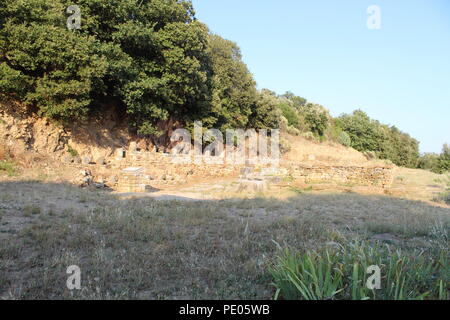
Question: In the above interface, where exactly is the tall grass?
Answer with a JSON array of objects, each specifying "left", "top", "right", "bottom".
[{"left": 270, "top": 240, "right": 449, "bottom": 300}]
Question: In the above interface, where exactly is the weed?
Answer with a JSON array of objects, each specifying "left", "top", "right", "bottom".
[
  {"left": 0, "top": 161, "right": 15, "bottom": 176},
  {"left": 67, "top": 145, "right": 78, "bottom": 157},
  {"left": 23, "top": 205, "right": 41, "bottom": 216}
]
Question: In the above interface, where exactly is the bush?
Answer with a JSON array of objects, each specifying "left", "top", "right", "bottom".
[
  {"left": 270, "top": 240, "right": 449, "bottom": 300},
  {"left": 337, "top": 110, "right": 419, "bottom": 167},
  {"left": 418, "top": 145, "right": 450, "bottom": 174},
  {"left": 299, "top": 103, "right": 330, "bottom": 137},
  {"left": 286, "top": 125, "right": 301, "bottom": 136},
  {"left": 363, "top": 151, "right": 378, "bottom": 160},
  {"left": 279, "top": 138, "right": 291, "bottom": 154},
  {"left": 338, "top": 131, "right": 351, "bottom": 147},
  {"left": 302, "top": 131, "right": 315, "bottom": 141},
  {"left": 418, "top": 153, "right": 441, "bottom": 172},
  {"left": 67, "top": 145, "right": 78, "bottom": 157},
  {"left": 278, "top": 103, "right": 300, "bottom": 128}
]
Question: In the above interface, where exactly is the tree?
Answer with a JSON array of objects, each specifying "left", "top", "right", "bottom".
[
  {"left": 278, "top": 103, "right": 300, "bottom": 128},
  {"left": 436, "top": 144, "right": 450, "bottom": 173},
  {"left": 248, "top": 90, "right": 281, "bottom": 130},
  {"left": 300, "top": 103, "right": 330, "bottom": 137},
  {"left": 0, "top": 0, "right": 213, "bottom": 135},
  {"left": 337, "top": 110, "right": 419, "bottom": 167},
  {"left": 207, "top": 34, "right": 257, "bottom": 131},
  {"left": 280, "top": 91, "right": 307, "bottom": 109}
]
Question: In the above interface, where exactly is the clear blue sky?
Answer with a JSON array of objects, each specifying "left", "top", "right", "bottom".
[{"left": 192, "top": 0, "right": 450, "bottom": 153}]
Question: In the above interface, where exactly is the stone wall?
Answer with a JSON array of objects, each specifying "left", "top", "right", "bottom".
[
  {"left": 69, "top": 145, "right": 396, "bottom": 192},
  {"left": 288, "top": 163, "right": 396, "bottom": 187},
  {"left": 111, "top": 149, "right": 260, "bottom": 190},
  {"left": 103, "top": 146, "right": 394, "bottom": 192}
]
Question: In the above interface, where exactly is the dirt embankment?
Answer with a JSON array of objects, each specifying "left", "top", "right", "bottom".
[
  {"left": 1, "top": 99, "right": 378, "bottom": 166},
  {"left": 0, "top": 100, "right": 133, "bottom": 162}
]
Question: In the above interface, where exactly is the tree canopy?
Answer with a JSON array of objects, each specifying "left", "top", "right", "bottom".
[{"left": 0, "top": 0, "right": 276, "bottom": 136}]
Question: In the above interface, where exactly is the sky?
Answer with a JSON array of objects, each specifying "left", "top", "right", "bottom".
[{"left": 192, "top": 0, "right": 450, "bottom": 153}]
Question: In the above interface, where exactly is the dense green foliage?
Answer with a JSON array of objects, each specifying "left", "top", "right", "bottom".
[
  {"left": 336, "top": 110, "right": 420, "bottom": 167},
  {"left": 419, "top": 144, "right": 450, "bottom": 174},
  {"left": 278, "top": 103, "right": 300, "bottom": 128},
  {"left": 437, "top": 144, "right": 450, "bottom": 173},
  {"left": 0, "top": 0, "right": 276, "bottom": 135},
  {"left": 299, "top": 103, "right": 330, "bottom": 137}
]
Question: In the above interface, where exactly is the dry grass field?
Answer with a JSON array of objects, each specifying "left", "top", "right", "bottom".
[{"left": 0, "top": 162, "right": 448, "bottom": 299}]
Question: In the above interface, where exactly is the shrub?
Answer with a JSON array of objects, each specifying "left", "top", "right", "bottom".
[
  {"left": 279, "top": 138, "right": 291, "bottom": 154},
  {"left": 418, "top": 153, "right": 441, "bottom": 172},
  {"left": 302, "top": 131, "right": 315, "bottom": 141},
  {"left": 364, "top": 151, "right": 377, "bottom": 160},
  {"left": 286, "top": 125, "right": 301, "bottom": 136},
  {"left": 67, "top": 145, "right": 78, "bottom": 157},
  {"left": 299, "top": 103, "right": 330, "bottom": 137},
  {"left": 23, "top": 205, "right": 42, "bottom": 216},
  {"left": 336, "top": 111, "right": 419, "bottom": 167},
  {"left": 278, "top": 103, "right": 300, "bottom": 128},
  {"left": 418, "top": 145, "right": 450, "bottom": 174},
  {"left": 338, "top": 131, "right": 351, "bottom": 147}
]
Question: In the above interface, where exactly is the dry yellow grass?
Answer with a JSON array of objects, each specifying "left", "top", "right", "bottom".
[
  {"left": 283, "top": 134, "right": 370, "bottom": 166},
  {"left": 388, "top": 167, "right": 449, "bottom": 205}
]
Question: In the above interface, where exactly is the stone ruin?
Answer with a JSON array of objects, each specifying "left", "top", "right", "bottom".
[{"left": 69, "top": 141, "right": 396, "bottom": 193}]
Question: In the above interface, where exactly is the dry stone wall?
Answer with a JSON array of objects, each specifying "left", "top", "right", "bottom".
[
  {"left": 288, "top": 163, "right": 395, "bottom": 187},
  {"left": 104, "top": 146, "right": 396, "bottom": 192}
]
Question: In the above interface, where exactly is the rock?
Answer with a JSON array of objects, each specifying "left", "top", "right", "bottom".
[
  {"left": 108, "top": 175, "right": 118, "bottom": 184},
  {"left": 74, "top": 169, "right": 93, "bottom": 187},
  {"left": 96, "top": 157, "right": 106, "bottom": 165},
  {"left": 62, "top": 155, "right": 74, "bottom": 163},
  {"left": 162, "top": 174, "right": 174, "bottom": 181},
  {"left": 237, "top": 179, "right": 268, "bottom": 192},
  {"left": 116, "top": 148, "right": 125, "bottom": 159},
  {"left": 240, "top": 167, "right": 253, "bottom": 178},
  {"left": 81, "top": 155, "right": 92, "bottom": 165},
  {"left": 129, "top": 141, "right": 138, "bottom": 153},
  {"left": 137, "top": 139, "right": 148, "bottom": 151}
]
